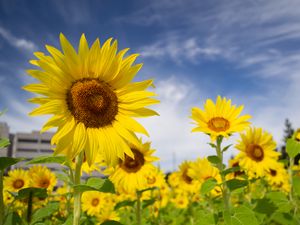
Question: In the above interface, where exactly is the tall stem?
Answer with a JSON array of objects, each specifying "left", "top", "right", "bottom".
[
  {"left": 288, "top": 157, "right": 298, "bottom": 217},
  {"left": 136, "top": 191, "right": 142, "bottom": 225},
  {"left": 0, "top": 170, "right": 4, "bottom": 225},
  {"left": 215, "top": 137, "right": 230, "bottom": 220},
  {"left": 26, "top": 190, "right": 33, "bottom": 223},
  {"left": 73, "top": 151, "right": 84, "bottom": 225}
]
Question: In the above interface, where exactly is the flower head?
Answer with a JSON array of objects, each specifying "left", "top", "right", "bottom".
[
  {"left": 24, "top": 34, "right": 159, "bottom": 166},
  {"left": 236, "top": 127, "right": 280, "bottom": 177},
  {"left": 191, "top": 96, "right": 251, "bottom": 140}
]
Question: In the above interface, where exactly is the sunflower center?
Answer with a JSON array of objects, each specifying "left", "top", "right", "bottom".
[
  {"left": 147, "top": 176, "right": 156, "bottom": 185},
  {"left": 270, "top": 169, "right": 277, "bottom": 176},
  {"left": 39, "top": 179, "right": 50, "bottom": 188},
  {"left": 13, "top": 179, "right": 24, "bottom": 189},
  {"left": 91, "top": 198, "right": 100, "bottom": 207},
  {"left": 66, "top": 78, "right": 118, "bottom": 128},
  {"left": 120, "top": 149, "right": 145, "bottom": 173},
  {"left": 247, "top": 144, "right": 264, "bottom": 162},
  {"left": 208, "top": 117, "right": 230, "bottom": 132},
  {"left": 182, "top": 170, "right": 193, "bottom": 184}
]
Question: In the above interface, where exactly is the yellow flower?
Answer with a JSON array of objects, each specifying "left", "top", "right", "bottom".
[
  {"left": 24, "top": 33, "right": 159, "bottom": 166},
  {"left": 4, "top": 169, "right": 30, "bottom": 192},
  {"left": 236, "top": 127, "right": 280, "bottom": 177},
  {"left": 188, "top": 158, "right": 222, "bottom": 196},
  {"left": 168, "top": 161, "right": 200, "bottom": 194},
  {"left": 81, "top": 153, "right": 106, "bottom": 175},
  {"left": 265, "top": 162, "right": 290, "bottom": 193},
  {"left": 109, "top": 140, "right": 158, "bottom": 194},
  {"left": 29, "top": 165, "right": 57, "bottom": 192},
  {"left": 171, "top": 191, "right": 189, "bottom": 209},
  {"left": 96, "top": 209, "right": 120, "bottom": 225},
  {"left": 226, "top": 155, "right": 245, "bottom": 180},
  {"left": 81, "top": 191, "right": 107, "bottom": 216},
  {"left": 3, "top": 190, "right": 13, "bottom": 205},
  {"left": 293, "top": 128, "right": 300, "bottom": 141},
  {"left": 191, "top": 96, "right": 251, "bottom": 140}
]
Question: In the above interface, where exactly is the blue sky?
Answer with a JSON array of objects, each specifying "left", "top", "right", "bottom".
[{"left": 1, "top": 0, "right": 300, "bottom": 171}]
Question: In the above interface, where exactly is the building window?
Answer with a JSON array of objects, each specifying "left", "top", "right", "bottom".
[{"left": 18, "top": 139, "right": 38, "bottom": 143}]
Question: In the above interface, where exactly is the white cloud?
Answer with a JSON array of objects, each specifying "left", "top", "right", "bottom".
[
  {"left": 139, "top": 37, "right": 222, "bottom": 64},
  {"left": 0, "top": 26, "right": 37, "bottom": 53}
]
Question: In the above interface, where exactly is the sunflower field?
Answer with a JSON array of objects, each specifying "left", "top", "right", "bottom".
[{"left": 1, "top": 34, "right": 300, "bottom": 225}]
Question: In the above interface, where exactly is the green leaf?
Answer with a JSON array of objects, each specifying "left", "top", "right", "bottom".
[
  {"left": 196, "top": 210, "right": 215, "bottom": 225},
  {"left": 137, "top": 187, "right": 157, "bottom": 194},
  {"left": 101, "top": 221, "right": 123, "bottom": 225},
  {"left": 26, "top": 155, "right": 67, "bottom": 165},
  {"left": 267, "top": 191, "right": 292, "bottom": 213},
  {"left": 226, "top": 179, "right": 248, "bottom": 191},
  {"left": 97, "top": 178, "right": 115, "bottom": 193},
  {"left": 62, "top": 215, "right": 73, "bottom": 225},
  {"left": 142, "top": 198, "right": 155, "bottom": 209},
  {"left": 73, "top": 178, "right": 115, "bottom": 193},
  {"left": 222, "top": 144, "right": 232, "bottom": 152},
  {"left": 4, "top": 212, "right": 22, "bottom": 225},
  {"left": 55, "top": 172, "right": 71, "bottom": 184},
  {"left": 293, "top": 176, "right": 300, "bottom": 196},
  {"left": 0, "top": 138, "right": 10, "bottom": 148},
  {"left": 271, "top": 212, "right": 298, "bottom": 225},
  {"left": 286, "top": 138, "right": 300, "bottom": 158},
  {"left": 201, "top": 178, "right": 217, "bottom": 195},
  {"left": 222, "top": 167, "right": 241, "bottom": 176},
  {"left": 0, "top": 157, "right": 25, "bottom": 170},
  {"left": 31, "top": 202, "right": 60, "bottom": 224},
  {"left": 253, "top": 198, "right": 277, "bottom": 215},
  {"left": 208, "top": 143, "right": 217, "bottom": 149},
  {"left": 16, "top": 187, "right": 48, "bottom": 200},
  {"left": 231, "top": 206, "right": 259, "bottom": 225},
  {"left": 114, "top": 200, "right": 136, "bottom": 210},
  {"left": 207, "top": 155, "right": 221, "bottom": 164}
]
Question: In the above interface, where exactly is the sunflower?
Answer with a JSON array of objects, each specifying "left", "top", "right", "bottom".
[
  {"left": 96, "top": 209, "right": 120, "bottom": 225},
  {"left": 191, "top": 96, "right": 251, "bottom": 140},
  {"left": 24, "top": 33, "right": 159, "bottom": 166},
  {"left": 293, "top": 128, "right": 300, "bottom": 141},
  {"left": 81, "top": 191, "right": 112, "bottom": 216},
  {"left": 227, "top": 155, "right": 245, "bottom": 180},
  {"left": 168, "top": 161, "right": 200, "bottom": 194},
  {"left": 235, "top": 127, "right": 280, "bottom": 177},
  {"left": 4, "top": 169, "right": 30, "bottom": 192},
  {"left": 171, "top": 190, "right": 189, "bottom": 209},
  {"left": 29, "top": 165, "right": 57, "bottom": 192},
  {"left": 109, "top": 139, "right": 158, "bottom": 194},
  {"left": 188, "top": 158, "right": 222, "bottom": 196},
  {"left": 265, "top": 162, "right": 290, "bottom": 193}
]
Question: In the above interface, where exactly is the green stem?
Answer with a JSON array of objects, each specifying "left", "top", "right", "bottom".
[
  {"left": 0, "top": 170, "right": 4, "bottom": 225},
  {"left": 215, "top": 137, "right": 230, "bottom": 221},
  {"left": 73, "top": 151, "right": 84, "bottom": 225},
  {"left": 288, "top": 157, "right": 299, "bottom": 218},
  {"left": 136, "top": 191, "right": 142, "bottom": 225},
  {"left": 27, "top": 190, "right": 33, "bottom": 223}
]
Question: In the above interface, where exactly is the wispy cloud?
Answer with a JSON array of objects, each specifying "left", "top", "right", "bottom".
[
  {"left": 140, "top": 37, "right": 223, "bottom": 64},
  {"left": 51, "top": 0, "right": 91, "bottom": 24},
  {"left": 0, "top": 26, "right": 37, "bottom": 53}
]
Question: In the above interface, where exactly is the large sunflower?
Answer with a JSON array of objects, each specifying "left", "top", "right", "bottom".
[
  {"left": 191, "top": 96, "right": 251, "bottom": 140},
  {"left": 108, "top": 139, "right": 158, "bottom": 194},
  {"left": 235, "top": 127, "right": 280, "bottom": 177},
  {"left": 24, "top": 34, "right": 159, "bottom": 166}
]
